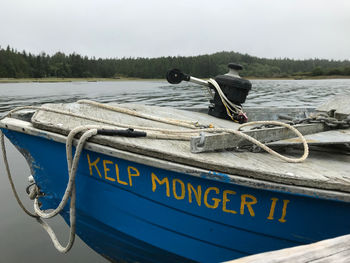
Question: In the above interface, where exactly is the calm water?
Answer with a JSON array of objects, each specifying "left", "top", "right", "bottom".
[{"left": 0, "top": 79, "right": 349, "bottom": 262}]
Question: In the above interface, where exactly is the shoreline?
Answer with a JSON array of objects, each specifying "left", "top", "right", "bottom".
[
  {"left": 1, "top": 75, "right": 350, "bottom": 83},
  {"left": 0, "top": 77, "right": 155, "bottom": 83},
  {"left": 246, "top": 75, "right": 350, "bottom": 80}
]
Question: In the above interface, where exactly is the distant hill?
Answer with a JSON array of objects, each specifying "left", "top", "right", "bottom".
[{"left": 1, "top": 45, "right": 350, "bottom": 79}]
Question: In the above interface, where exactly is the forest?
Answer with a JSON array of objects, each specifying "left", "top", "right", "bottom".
[{"left": 0, "top": 45, "right": 350, "bottom": 79}]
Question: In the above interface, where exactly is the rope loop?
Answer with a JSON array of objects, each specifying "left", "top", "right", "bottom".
[{"left": 0, "top": 127, "right": 98, "bottom": 253}]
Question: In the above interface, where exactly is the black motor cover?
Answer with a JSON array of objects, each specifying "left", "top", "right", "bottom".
[{"left": 208, "top": 63, "right": 251, "bottom": 120}]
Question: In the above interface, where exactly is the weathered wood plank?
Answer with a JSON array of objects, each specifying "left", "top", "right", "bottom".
[
  {"left": 228, "top": 234, "right": 350, "bottom": 263},
  {"left": 244, "top": 107, "right": 315, "bottom": 122},
  {"left": 191, "top": 123, "right": 325, "bottom": 153},
  {"left": 268, "top": 129, "right": 350, "bottom": 147}
]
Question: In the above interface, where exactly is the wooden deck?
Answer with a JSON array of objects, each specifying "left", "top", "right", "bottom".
[{"left": 229, "top": 234, "right": 350, "bottom": 263}]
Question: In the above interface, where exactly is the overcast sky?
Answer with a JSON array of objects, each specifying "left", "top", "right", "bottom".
[{"left": 0, "top": 0, "right": 349, "bottom": 60}]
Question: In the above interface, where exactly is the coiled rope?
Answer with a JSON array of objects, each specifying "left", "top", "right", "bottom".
[{"left": 0, "top": 96, "right": 309, "bottom": 253}]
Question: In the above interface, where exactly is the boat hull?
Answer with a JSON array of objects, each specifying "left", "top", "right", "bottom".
[{"left": 3, "top": 128, "right": 350, "bottom": 263}]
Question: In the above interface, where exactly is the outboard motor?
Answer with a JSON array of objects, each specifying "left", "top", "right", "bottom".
[{"left": 166, "top": 63, "right": 252, "bottom": 123}]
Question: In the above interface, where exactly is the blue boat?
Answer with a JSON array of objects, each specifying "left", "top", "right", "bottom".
[
  {"left": 1, "top": 67, "right": 350, "bottom": 262},
  {"left": 1, "top": 98, "right": 350, "bottom": 263}
]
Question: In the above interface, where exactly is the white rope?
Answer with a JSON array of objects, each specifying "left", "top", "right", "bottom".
[
  {"left": 34, "top": 128, "right": 97, "bottom": 219},
  {"left": 78, "top": 99, "right": 207, "bottom": 128},
  {"left": 237, "top": 121, "right": 309, "bottom": 163},
  {"left": 0, "top": 127, "right": 97, "bottom": 253},
  {"left": 0, "top": 132, "right": 38, "bottom": 218},
  {"left": 207, "top": 78, "right": 244, "bottom": 120},
  {"left": 4, "top": 106, "right": 208, "bottom": 134}
]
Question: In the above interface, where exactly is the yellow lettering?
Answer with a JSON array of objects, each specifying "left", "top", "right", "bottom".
[
  {"left": 87, "top": 154, "right": 101, "bottom": 178},
  {"left": 222, "top": 190, "right": 237, "bottom": 214},
  {"left": 128, "top": 166, "right": 140, "bottom": 187},
  {"left": 188, "top": 183, "right": 201, "bottom": 206},
  {"left": 103, "top": 160, "right": 115, "bottom": 182},
  {"left": 115, "top": 163, "right": 128, "bottom": 185},
  {"left": 172, "top": 179, "right": 185, "bottom": 200},
  {"left": 267, "top": 198, "right": 279, "bottom": 220},
  {"left": 204, "top": 187, "right": 221, "bottom": 209},
  {"left": 279, "top": 200, "right": 290, "bottom": 223},
  {"left": 240, "top": 194, "right": 257, "bottom": 217},
  {"left": 151, "top": 173, "right": 170, "bottom": 197}
]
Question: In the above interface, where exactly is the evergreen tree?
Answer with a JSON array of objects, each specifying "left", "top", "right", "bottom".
[{"left": 0, "top": 45, "right": 349, "bottom": 79}]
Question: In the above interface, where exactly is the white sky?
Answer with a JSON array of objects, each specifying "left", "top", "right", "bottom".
[{"left": 0, "top": 0, "right": 349, "bottom": 60}]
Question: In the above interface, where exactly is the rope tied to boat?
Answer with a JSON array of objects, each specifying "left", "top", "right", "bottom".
[
  {"left": 26, "top": 182, "right": 40, "bottom": 200},
  {"left": 0, "top": 127, "right": 99, "bottom": 253}
]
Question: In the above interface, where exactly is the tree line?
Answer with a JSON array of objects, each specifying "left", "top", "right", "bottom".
[{"left": 1, "top": 45, "right": 350, "bottom": 79}]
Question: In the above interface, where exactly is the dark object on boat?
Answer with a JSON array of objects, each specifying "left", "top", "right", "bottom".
[
  {"left": 208, "top": 63, "right": 252, "bottom": 120},
  {"left": 97, "top": 128, "right": 147, "bottom": 137},
  {"left": 166, "top": 68, "right": 190, "bottom": 84},
  {"left": 166, "top": 63, "right": 252, "bottom": 123}
]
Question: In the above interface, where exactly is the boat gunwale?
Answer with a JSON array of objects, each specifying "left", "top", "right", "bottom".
[{"left": 2, "top": 116, "right": 350, "bottom": 203}]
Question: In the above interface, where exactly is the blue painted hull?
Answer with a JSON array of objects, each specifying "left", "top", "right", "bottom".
[{"left": 3, "top": 129, "right": 350, "bottom": 262}]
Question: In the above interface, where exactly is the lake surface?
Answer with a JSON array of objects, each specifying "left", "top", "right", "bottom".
[{"left": 0, "top": 79, "right": 349, "bottom": 262}]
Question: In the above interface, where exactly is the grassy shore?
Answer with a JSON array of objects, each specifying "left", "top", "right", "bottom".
[
  {"left": 0, "top": 77, "right": 149, "bottom": 83},
  {"left": 246, "top": 75, "right": 350, "bottom": 80},
  {"left": 295, "top": 75, "right": 350, "bottom": 80},
  {"left": 1, "top": 75, "right": 350, "bottom": 83}
]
